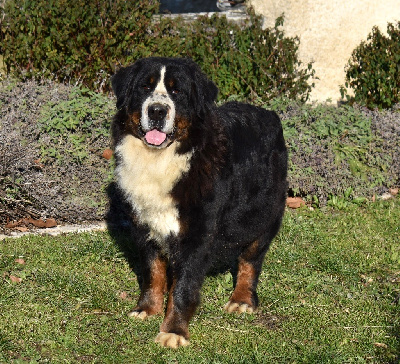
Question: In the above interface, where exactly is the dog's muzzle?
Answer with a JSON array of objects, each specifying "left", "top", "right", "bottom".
[{"left": 147, "top": 103, "right": 169, "bottom": 130}]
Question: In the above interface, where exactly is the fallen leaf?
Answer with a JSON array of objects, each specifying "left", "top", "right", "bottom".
[
  {"left": 379, "top": 193, "right": 393, "bottom": 201},
  {"left": 102, "top": 148, "right": 113, "bottom": 160},
  {"left": 5, "top": 221, "right": 18, "bottom": 228},
  {"left": 24, "top": 218, "right": 54, "bottom": 228},
  {"left": 389, "top": 188, "right": 398, "bottom": 196},
  {"left": 10, "top": 275, "right": 22, "bottom": 283},
  {"left": 33, "top": 218, "right": 47, "bottom": 228},
  {"left": 45, "top": 218, "right": 57, "bottom": 228},
  {"left": 286, "top": 197, "right": 306, "bottom": 209},
  {"left": 374, "top": 342, "right": 388, "bottom": 349},
  {"left": 360, "top": 274, "right": 373, "bottom": 286},
  {"left": 15, "top": 226, "right": 28, "bottom": 232},
  {"left": 33, "top": 158, "right": 44, "bottom": 170},
  {"left": 15, "top": 258, "right": 26, "bottom": 265},
  {"left": 25, "top": 218, "right": 46, "bottom": 228}
]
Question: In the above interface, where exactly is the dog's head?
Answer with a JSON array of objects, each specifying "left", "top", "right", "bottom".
[{"left": 112, "top": 57, "right": 218, "bottom": 149}]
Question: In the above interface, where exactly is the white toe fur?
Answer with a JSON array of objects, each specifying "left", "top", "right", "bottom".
[
  {"left": 155, "top": 332, "right": 189, "bottom": 348},
  {"left": 224, "top": 301, "right": 254, "bottom": 314},
  {"left": 127, "top": 310, "right": 148, "bottom": 320}
]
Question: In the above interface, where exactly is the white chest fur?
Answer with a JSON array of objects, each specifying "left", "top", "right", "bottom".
[{"left": 115, "top": 135, "right": 192, "bottom": 243}]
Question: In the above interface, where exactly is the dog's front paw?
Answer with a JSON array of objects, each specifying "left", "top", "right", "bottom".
[
  {"left": 224, "top": 300, "right": 255, "bottom": 314},
  {"left": 127, "top": 309, "right": 148, "bottom": 320},
  {"left": 155, "top": 332, "right": 190, "bottom": 348}
]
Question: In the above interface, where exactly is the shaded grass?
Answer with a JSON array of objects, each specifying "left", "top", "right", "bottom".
[{"left": 1, "top": 199, "right": 399, "bottom": 363}]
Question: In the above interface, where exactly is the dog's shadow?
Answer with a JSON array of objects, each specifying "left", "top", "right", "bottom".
[
  {"left": 106, "top": 182, "right": 238, "bottom": 292},
  {"left": 106, "top": 182, "right": 143, "bottom": 286}
]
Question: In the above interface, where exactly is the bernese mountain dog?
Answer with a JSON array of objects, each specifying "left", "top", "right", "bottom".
[{"left": 111, "top": 57, "right": 287, "bottom": 348}]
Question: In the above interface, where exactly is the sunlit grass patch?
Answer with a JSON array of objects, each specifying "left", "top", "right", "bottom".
[{"left": 1, "top": 199, "right": 399, "bottom": 362}]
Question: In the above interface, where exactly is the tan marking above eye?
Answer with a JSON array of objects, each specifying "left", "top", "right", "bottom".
[
  {"left": 143, "top": 77, "right": 155, "bottom": 90},
  {"left": 167, "top": 79, "right": 175, "bottom": 88},
  {"left": 167, "top": 79, "right": 180, "bottom": 94}
]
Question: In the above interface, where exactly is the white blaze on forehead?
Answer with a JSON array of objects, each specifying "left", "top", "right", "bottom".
[
  {"left": 141, "top": 66, "right": 176, "bottom": 134},
  {"left": 154, "top": 66, "right": 168, "bottom": 94}
]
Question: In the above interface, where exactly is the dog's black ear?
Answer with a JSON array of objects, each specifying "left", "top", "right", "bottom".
[
  {"left": 111, "top": 61, "right": 142, "bottom": 109},
  {"left": 190, "top": 61, "right": 219, "bottom": 117},
  {"left": 111, "top": 66, "right": 130, "bottom": 109}
]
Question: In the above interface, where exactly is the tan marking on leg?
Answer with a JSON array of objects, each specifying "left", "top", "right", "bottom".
[
  {"left": 150, "top": 256, "right": 168, "bottom": 312},
  {"left": 240, "top": 240, "right": 259, "bottom": 260},
  {"left": 225, "top": 240, "right": 259, "bottom": 314},
  {"left": 128, "top": 256, "right": 167, "bottom": 318},
  {"left": 230, "top": 259, "right": 255, "bottom": 307}
]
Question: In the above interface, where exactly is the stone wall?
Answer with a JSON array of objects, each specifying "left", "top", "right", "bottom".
[{"left": 249, "top": 0, "right": 400, "bottom": 102}]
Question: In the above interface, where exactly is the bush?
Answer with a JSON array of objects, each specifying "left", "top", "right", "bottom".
[
  {"left": 38, "top": 87, "right": 114, "bottom": 164},
  {"left": 0, "top": 77, "right": 115, "bottom": 222},
  {"left": 341, "top": 21, "right": 400, "bottom": 109},
  {"left": 265, "top": 98, "right": 399, "bottom": 205},
  {"left": 1, "top": 1, "right": 315, "bottom": 100},
  {"left": 1, "top": 78, "right": 397, "bottom": 222},
  {"left": 0, "top": 0, "right": 158, "bottom": 91},
  {"left": 140, "top": 13, "right": 315, "bottom": 101}
]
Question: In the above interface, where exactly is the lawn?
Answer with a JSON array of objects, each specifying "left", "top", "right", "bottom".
[{"left": 1, "top": 199, "right": 399, "bottom": 363}]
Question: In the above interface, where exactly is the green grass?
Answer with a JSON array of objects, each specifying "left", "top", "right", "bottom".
[{"left": 1, "top": 200, "right": 399, "bottom": 363}]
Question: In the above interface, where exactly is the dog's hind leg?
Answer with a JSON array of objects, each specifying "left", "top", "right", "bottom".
[
  {"left": 224, "top": 236, "right": 271, "bottom": 314},
  {"left": 128, "top": 247, "right": 167, "bottom": 320}
]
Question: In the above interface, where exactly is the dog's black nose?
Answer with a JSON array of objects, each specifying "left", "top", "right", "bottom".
[{"left": 148, "top": 104, "right": 168, "bottom": 122}]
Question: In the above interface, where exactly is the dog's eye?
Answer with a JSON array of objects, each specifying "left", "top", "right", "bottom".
[
  {"left": 171, "top": 89, "right": 180, "bottom": 95},
  {"left": 142, "top": 85, "right": 151, "bottom": 91}
]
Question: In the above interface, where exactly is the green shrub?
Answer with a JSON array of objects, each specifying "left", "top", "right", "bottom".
[
  {"left": 341, "top": 21, "right": 400, "bottom": 109},
  {"left": 38, "top": 86, "right": 114, "bottom": 164},
  {"left": 265, "top": 98, "right": 398, "bottom": 205},
  {"left": 141, "top": 13, "right": 315, "bottom": 101},
  {"left": 1, "top": 79, "right": 398, "bottom": 218},
  {"left": 1, "top": 0, "right": 315, "bottom": 101},
  {"left": 0, "top": 0, "right": 158, "bottom": 91}
]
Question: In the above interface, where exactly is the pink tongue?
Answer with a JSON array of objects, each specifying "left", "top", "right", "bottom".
[{"left": 145, "top": 129, "right": 167, "bottom": 146}]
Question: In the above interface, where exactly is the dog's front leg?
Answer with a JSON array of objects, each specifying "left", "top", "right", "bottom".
[
  {"left": 155, "top": 255, "right": 208, "bottom": 348},
  {"left": 128, "top": 245, "right": 167, "bottom": 320}
]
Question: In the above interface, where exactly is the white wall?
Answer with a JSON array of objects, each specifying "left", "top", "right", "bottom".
[{"left": 249, "top": 0, "right": 400, "bottom": 102}]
